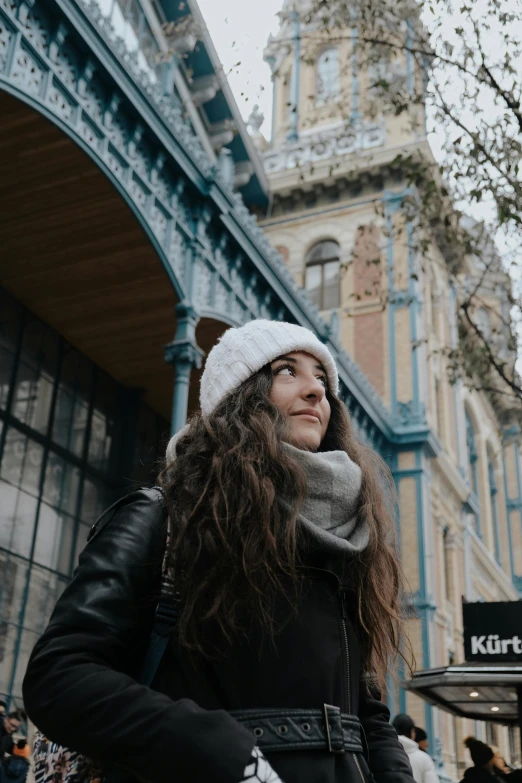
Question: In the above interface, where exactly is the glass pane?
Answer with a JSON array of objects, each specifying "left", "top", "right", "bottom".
[
  {"left": 0, "top": 480, "right": 38, "bottom": 559},
  {"left": 0, "top": 553, "right": 30, "bottom": 697},
  {"left": 80, "top": 477, "right": 112, "bottom": 525},
  {"left": 305, "top": 264, "right": 322, "bottom": 309},
  {"left": 0, "top": 619, "right": 18, "bottom": 701},
  {"left": 11, "top": 322, "right": 58, "bottom": 434},
  {"left": 0, "top": 293, "right": 21, "bottom": 411},
  {"left": 24, "top": 566, "right": 67, "bottom": 635},
  {"left": 11, "top": 627, "right": 40, "bottom": 702},
  {"left": 0, "top": 428, "right": 44, "bottom": 495},
  {"left": 88, "top": 374, "right": 117, "bottom": 472},
  {"left": 89, "top": 409, "right": 112, "bottom": 470},
  {"left": 306, "top": 241, "right": 339, "bottom": 264},
  {"left": 53, "top": 349, "right": 92, "bottom": 459},
  {"left": 33, "top": 505, "right": 76, "bottom": 574},
  {"left": 43, "top": 451, "right": 81, "bottom": 516},
  {"left": 323, "top": 261, "right": 340, "bottom": 310}
]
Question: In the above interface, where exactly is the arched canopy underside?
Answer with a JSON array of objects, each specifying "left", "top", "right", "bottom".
[{"left": 0, "top": 90, "right": 179, "bottom": 420}]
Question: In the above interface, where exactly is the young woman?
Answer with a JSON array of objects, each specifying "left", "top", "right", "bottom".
[{"left": 23, "top": 320, "right": 414, "bottom": 783}]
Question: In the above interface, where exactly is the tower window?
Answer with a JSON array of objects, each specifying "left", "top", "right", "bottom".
[
  {"left": 316, "top": 48, "right": 340, "bottom": 105},
  {"left": 305, "top": 241, "right": 341, "bottom": 310}
]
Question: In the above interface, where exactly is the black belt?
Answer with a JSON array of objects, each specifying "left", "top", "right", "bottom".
[{"left": 230, "top": 704, "right": 364, "bottom": 754}]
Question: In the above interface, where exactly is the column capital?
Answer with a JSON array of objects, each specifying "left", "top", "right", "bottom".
[{"left": 164, "top": 339, "right": 205, "bottom": 370}]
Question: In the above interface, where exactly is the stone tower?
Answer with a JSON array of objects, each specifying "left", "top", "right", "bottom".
[{"left": 261, "top": 0, "right": 428, "bottom": 413}]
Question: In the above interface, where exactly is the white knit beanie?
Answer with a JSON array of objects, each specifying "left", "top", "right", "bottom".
[{"left": 200, "top": 319, "right": 339, "bottom": 417}]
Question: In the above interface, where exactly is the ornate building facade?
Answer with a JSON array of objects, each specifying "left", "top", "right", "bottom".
[{"left": 258, "top": 1, "right": 522, "bottom": 779}]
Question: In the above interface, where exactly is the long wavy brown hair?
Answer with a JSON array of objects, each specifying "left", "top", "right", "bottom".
[{"left": 159, "top": 363, "right": 409, "bottom": 686}]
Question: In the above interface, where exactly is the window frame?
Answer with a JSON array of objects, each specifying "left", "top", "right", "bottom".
[{"left": 304, "top": 241, "right": 341, "bottom": 311}]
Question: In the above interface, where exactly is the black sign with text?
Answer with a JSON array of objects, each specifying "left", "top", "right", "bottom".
[{"left": 463, "top": 601, "right": 522, "bottom": 662}]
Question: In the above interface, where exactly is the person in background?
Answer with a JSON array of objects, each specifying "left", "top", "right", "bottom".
[
  {"left": 0, "top": 704, "right": 6, "bottom": 718},
  {"left": 392, "top": 714, "right": 439, "bottom": 783},
  {"left": 415, "top": 727, "right": 429, "bottom": 753},
  {"left": 0, "top": 712, "right": 22, "bottom": 762},
  {"left": 0, "top": 740, "right": 31, "bottom": 783},
  {"left": 461, "top": 738, "right": 522, "bottom": 782}
]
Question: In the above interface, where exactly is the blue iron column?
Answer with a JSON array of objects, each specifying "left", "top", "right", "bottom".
[{"left": 164, "top": 303, "right": 205, "bottom": 435}]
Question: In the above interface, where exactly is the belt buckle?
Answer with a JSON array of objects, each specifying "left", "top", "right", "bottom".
[{"left": 323, "top": 704, "right": 344, "bottom": 754}]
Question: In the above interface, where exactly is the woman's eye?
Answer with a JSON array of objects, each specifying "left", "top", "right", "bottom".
[
  {"left": 275, "top": 365, "right": 294, "bottom": 376},
  {"left": 318, "top": 376, "right": 327, "bottom": 388}
]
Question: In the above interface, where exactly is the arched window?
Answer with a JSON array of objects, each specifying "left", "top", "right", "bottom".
[
  {"left": 305, "top": 241, "right": 340, "bottom": 310},
  {"left": 465, "top": 410, "right": 482, "bottom": 537},
  {"left": 316, "top": 48, "right": 340, "bottom": 105}
]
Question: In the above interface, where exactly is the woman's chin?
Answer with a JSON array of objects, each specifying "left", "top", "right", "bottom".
[{"left": 287, "top": 429, "right": 321, "bottom": 452}]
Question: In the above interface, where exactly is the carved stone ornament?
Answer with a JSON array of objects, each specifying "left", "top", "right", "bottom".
[
  {"left": 164, "top": 339, "right": 205, "bottom": 370},
  {"left": 247, "top": 104, "right": 264, "bottom": 134},
  {"left": 263, "top": 122, "right": 386, "bottom": 174}
]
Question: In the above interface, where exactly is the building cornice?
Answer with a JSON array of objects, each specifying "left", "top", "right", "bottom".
[{"left": 264, "top": 136, "right": 432, "bottom": 197}]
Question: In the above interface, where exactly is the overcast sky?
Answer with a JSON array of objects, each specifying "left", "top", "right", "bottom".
[{"left": 197, "top": 0, "right": 281, "bottom": 137}]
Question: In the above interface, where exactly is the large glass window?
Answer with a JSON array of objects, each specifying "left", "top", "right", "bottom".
[
  {"left": 316, "top": 48, "right": 340, "bottom": 105},
  {"left": 305, "top": 240, "right": 341, "bottom": 311},
  {"left": 0, "top": 288, "right": 169, "bottom": 706}
]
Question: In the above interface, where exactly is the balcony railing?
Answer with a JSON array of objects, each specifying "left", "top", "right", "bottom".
[{"left": 79, "top": 0, "right": 213, "bottom": 174}]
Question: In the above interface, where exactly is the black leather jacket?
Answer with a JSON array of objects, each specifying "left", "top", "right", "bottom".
[{"left": 23, "top": 488, "right": 414, "bottom": 783}]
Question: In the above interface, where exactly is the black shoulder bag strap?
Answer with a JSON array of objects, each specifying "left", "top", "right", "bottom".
[
  {"left": 87, "top": 485, "right": 180, "bottom": 688},
  {"left": 140, "top": 486, "right": 181, "bottom": 687}
]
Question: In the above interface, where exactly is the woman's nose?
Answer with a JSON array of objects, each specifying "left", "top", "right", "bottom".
[{"left": 303, "top": 376, "right": 325, "bottom": 399}]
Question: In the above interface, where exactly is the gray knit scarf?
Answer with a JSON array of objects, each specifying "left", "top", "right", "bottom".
[
  {"left": 281, "top": 442, "right": 369, "bottom": 555},
  {"left": 166, "top": 429, "right": 368, "bottom": 555}
]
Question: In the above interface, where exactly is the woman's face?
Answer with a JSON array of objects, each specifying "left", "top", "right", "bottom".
[{"left": 269, "top": 351, "right": 331, "bottom": 450}]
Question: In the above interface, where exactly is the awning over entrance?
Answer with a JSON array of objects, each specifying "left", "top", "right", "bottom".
[{"left": 405, "top": 664, "right": 522, "bottom": 725}]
